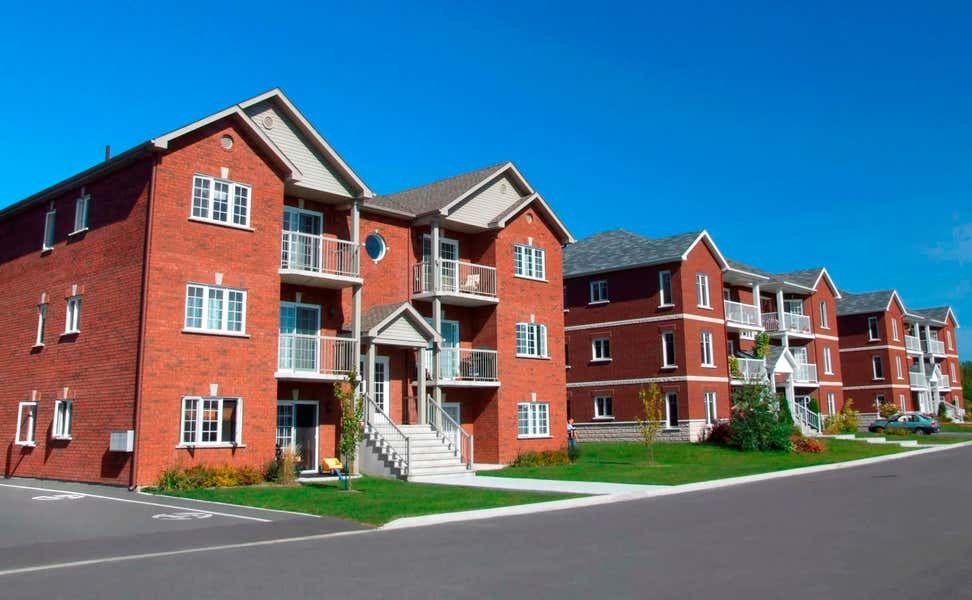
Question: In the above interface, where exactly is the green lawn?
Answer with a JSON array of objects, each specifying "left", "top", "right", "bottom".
[
  {"left": 155, "top": 476, "right": 578, "bottom": 526},
  {"left": 941, "top": 423, "right": 972, "bottom": 433},
  {"left": 486, "top": 441, "right": 912, "bottom": 486},
  {"left": 855, "top": 432, "right": 971, "bottom": 444}
]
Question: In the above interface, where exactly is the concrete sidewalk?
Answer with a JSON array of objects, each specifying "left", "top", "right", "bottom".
[{"left": 408, "top": 473, "right": 666, "bottom": 495}]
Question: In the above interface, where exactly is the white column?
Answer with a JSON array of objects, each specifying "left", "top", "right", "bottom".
[
  {"left": 366, "top": 343, "right": 377, "bottom": 404},
  {"left": 752, "top": 282, "right": 762, "bottom": 325},
  {"left": 417, "top": 347, "right": 427, "bottom": 424},
  {"left": 431, "top": 220, "right": 443, "bottom": 413},
  {"left": 351, "top": 200, "right": 362, "bottom": 367}
]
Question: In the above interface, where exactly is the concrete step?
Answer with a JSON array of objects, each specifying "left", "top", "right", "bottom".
[
  {"left": 410, "top": 446, "right": 459, "bottom": 456},
  {"left": 408, "top": 465, "right": 471, "bottom": 477},
  {"left": 409, "top": 457, "right": 466, "bottom": 468}
]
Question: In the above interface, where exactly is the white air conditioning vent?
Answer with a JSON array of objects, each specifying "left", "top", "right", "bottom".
[
  {"left": 109, "top": 430, "right": 135, "bottom": 453},
  {"left": 740, "top": 331, "right": 757, "bottom": 341}
]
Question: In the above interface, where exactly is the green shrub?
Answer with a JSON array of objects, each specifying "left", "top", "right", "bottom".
[
  {"left": 777, "top": 394, "right": 794, "bottom": 427},
  {"left": 511, "top": 449, "right": 571, "bottom": 467},
  {"left": 878, "top": 402, "right": 899, "bottom": 419},
  {"left": 825, "top": 398, "right": 860, "bottom": 434},
  {"left": 729, "top": 384, "right": 792, "bottom": 452},
  {"left": 808, "top": 397, "right": 820, "bottom": 415},
  {"left": 938, "top": 402, "right": 949, "bottom": 421},
  {"left": 265, "top": 447, "right": 300, "bottom": 485},
  {"left": 156, "top": 464, "right": 264, "bottom": 491},
  {"left": 881, "top": 427, "right": 911, "bottom": 437},
  {"left": 567, "top": 446, "right": 581, "bottom": 463},
  {"left": 704, "top": 421, "right": 733, "bottom": 446}
]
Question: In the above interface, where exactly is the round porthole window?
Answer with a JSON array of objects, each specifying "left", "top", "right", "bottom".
[{"left": 365, "top": 233, "right": 387, "bottom": 261}]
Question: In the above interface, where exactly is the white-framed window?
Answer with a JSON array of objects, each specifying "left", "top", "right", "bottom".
[
  {"left": 589, "top": 280, "right": 609, "bottom": 304},
  {"left": 662, "top": 331, "right": 677, "bottom": 367},
  {"left": 65, "top": 296, "right": 81, "bottom": 334},
  {"left": 819, "top": 301, "right": 829, "bottom": 329},
  {"left": 696, "top": 273, "right": 710, "bottom": 308},
  {"left": 184, "top": 284, "right": 247, "bottom": 335},
  {"left": 891, "top": 318, "right": 899, "bottom": 341},
  {"left": 515, "top": 323, "right": 548, "bottom": 358},
  {"left": 16, "top": 402, "right": 37, "bottom": 446},
  {"left": 699, "top": 331, "right": 714, "bottom": 366},
  {"left": 664, "top": 392, "right": 679, "bottom": 428},
  {"left": 180, "top": 396, "right": 242, "bottom": 446},
  {"left": 867, "top": 316, "right": 880, "bottom": 341},
  {"left": 823, "top": 347, "right": 833, "bottom": 374},
  {"left": 875, "top": 394, "right": 886, "bottom": 406},
  {"left": 947, "top": 330, "right": 954, "bottom": 350},
  {"left": 659, "top": 271, "right": 673, "bottom": 306},
  {"left": 592, "top": 337, "right": 611, "bottom": 361},
  {"left": 593, "top": 395, "right": 613, "bottom": 419},
  {"left": 898, "top": 394, "right": 906, "bottom": 408},
  {"left": 895, "top": 356, "right": 903, "bottom": 380},
  {"left": 517, "top": 402, "right": 550, "bottom": 437},
  {"left": 514, "top": 244, "right": 546, "bottom": 280},
  {"left": 951, "top": 362, "right": 957, "bottom": 382},
  {"left": 53, "top": 400, "right": 73, "bottom": 440},
  {"left": 42, "top": 208, "right": 56, "bottom": 251},
  {"left": 190, "top": 175, "right": 251, "bottom": 228},
  {"left": 35, "top": 302, "right": 47, "bottom": 346},
  {"left": 827, "top": 392, "right": 836, "bottom": 415},
  {"left": 704, "top": 391, "right": 717, "bottom": 425},
  {"left": 872, "top": 355, "right": 884, "bottom": 380},
  {"left": 73, "top": 193, "right": 90, "bottom": 234}
]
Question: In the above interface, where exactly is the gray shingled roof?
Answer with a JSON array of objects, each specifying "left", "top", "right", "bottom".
[
  {"left": 563, "top": 229, "right": 703, "bottom": 278},
  {"left": 770, "top": 268, "right": 825, "bottom": 289},
  {"left": 726, "top": 258, "right": 774, "bottom": 278},
  {"left": 365, "top": 162, "right": 509, "bottom": 216},
  {"left": 358, "top": 302, "right": 411, "bottom": 332},
  {"left": 909, "top": 306, "right": 950, "bottom": 324},
  {"left": 836, "top": 290, "right": 896, "bottom": 316}
]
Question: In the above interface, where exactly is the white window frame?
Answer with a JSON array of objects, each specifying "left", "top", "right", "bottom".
[
  {"left": 190, "top": 174, "right": 252, "bottom": 229},
  {"left": 35, "top": 302, "right": 47, "bottom": 347},
  {"left": 823, "top": 347, "right": 833, "bottom": 375},
  {"left": 65, "top": 296, "right": 81, "bottom": 335},
  {"left": 661, "top": 331, "right": 677, "bottom": 367},
  {"left": 898, "top": 393, "right": 906, "bottom": 409},
  {"left": 184, "top": 283, "right": 248, "bottom": 336},
  {"left": 664, "top": 392, "right": 679, "bottom": 428},
  {"left": 515, "top": 322, "right": 549, "bottom": 358},
  {"left": 42, "top": 209, "right": 56, "bottom": 251},
  {"left": 895, "top": 355, "right": 903, "bottom": 380},
  {"left": 592, "top": 337, "right": 611, "bottom": 362},
  {"left": 589, "top": 280, "right": 609, "bottom": 304},
  {"left": 867, "top": 316, "right": 880, "bottom": 341},
  {"left": 72, "top": 193, "right": 90, "bottom": 234},
  {"left": 699, "top": 331, "right": 714, "bottom": 367},
  {"left": 53, "top": 400, "right": 73, "bottom": 440},
  {"left": 875, "top": 394, "right": 886, "bottom": 406},
  {"left": 695, "top": 273, "right": 711, "bottom": 309},
  {"left": 827, "top": 392, "right": 836, "bottom": 416},
  {"left": 819, "top": 301, "right": 829, "bottom": 329},
  {"left": 872, "top": 355, "right": 884, "bottom": 380},
  {"left": 16, "top": 402, "right": 37, "bottom": 446},
  {"left": 514, "top": 244, "right": 546, "bottom": 281},
  {"left": 950, "top": 362, "right": 957, "bottom": 382},
  {"left": 517, "top": 402, "right": 550, "bottom": 438},
  {"left": 891, "top": 318, "right": 899, "bottom": 341},
  {"left": 659, "top": 271, "right": 673, "bottom": 306},
  {"left": 593, "top": 395, "right": 613, "bottom": 420},
  {"left": 703, "top": 391, "right": 717, "bottom": 425},
  {"left": 947, "top": 330, "right": 954, "bottom": 350},
  {"left": 179, "top": 396, "right": 243, "bottom": 447}
]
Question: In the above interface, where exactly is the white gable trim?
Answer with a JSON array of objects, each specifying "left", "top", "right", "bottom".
[
  {"left": 813, "top": 268, "right": 842, "bottom": 299},
  {"left": 364, "top": 304, "right": 442, "bottom": 345},
  {"left": 681, "top": 230, "right": 729, "bottom": 270},
  {"left": 439, "top": 162, "right": 528, "bottom": 215},
  {"left": 490, "top": 192, "right": 574, "bottom": 244}
]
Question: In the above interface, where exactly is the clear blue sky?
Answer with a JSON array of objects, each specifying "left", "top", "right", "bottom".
[{"left": 1, "top": 1, "right": 970, "bottom": 357}]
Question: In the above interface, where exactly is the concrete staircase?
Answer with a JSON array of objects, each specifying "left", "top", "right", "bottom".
[{"left": 398, "top": 424, "right": 470, "bottom": 478}]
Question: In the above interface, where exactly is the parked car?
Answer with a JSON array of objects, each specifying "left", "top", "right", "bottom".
[{"left": 869, "top": 412, "right": 940, "bottom": 435}]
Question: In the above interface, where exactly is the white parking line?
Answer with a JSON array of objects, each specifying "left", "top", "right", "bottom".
[{"left": 0, "top": 483, "right": 271, "bottom": 523}]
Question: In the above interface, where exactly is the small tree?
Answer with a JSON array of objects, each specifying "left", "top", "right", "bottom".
[
  {"left": 753, "top": 332, "right": 770, "bottom": 359},
  {"left": 636, "top": 384, "right": 665, "bottom": 465},
  {"left": 808, "top": 396, "right": 820, "bottom": 416},
  {"left": 729, "top": 383, "right": 792, "bottom": 452},
  {"left": 777, "top": 394, "right": 794, "bottom": 427},
  {"left": 334, "top": 370, "right": 365, "bottom": 490}
]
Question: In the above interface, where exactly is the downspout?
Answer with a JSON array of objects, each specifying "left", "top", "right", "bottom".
[{"left": 129, "top": 153, "right": 160, "bottom": 490}]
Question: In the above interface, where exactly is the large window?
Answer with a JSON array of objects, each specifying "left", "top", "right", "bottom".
[
  {"left": 695, "top": 273, "right": 710, "bottom": 308},
  {"left": 180, "top": 396, "right": 242, "bottom": 446},
  {"left": 659, "top": 271, "right": 673, "bottom": 306},
  {"left": 699, "top": 331, "right": 714, "bottom": 366},
  {"left": 65, "top": 296, "right": 81, "bottom": 334},
  {"left": 594, "top": 396, "right": 613, "bottom": 419},
  {"left": 73, "top": 193, "right": 90, "bottom": 234},
  {"left": 589, "top": 280, "right": 609, "bottom": 303},
  {"left": 947, "top": 330, "right": 954, "bottom": 350},
  {"left": 16, "top": 402, "right": 37, "bottom": 446},
  {"left": 819, "top": 301, "right": 829, "bottom": 329},
  {"left": 53, "top": 400, "right": 73, "bottom": 440},
  {"left": 42, "top": 209, "right": 56, "bottom": 251},
  {"left": 592, "top": 338, "right": 611, "bottom": 361},
  {"left": 515, "top": 323, "right": 548, "bottom": 358},
  {"left": 704, "top": 391, "right": 717, "bottom": 425},
  {"left": 895, "top": 356, "right": 903, "bottom": 380},
  {"left": 185, "top": 284, "right": 247, "bottom": 334},
  {"left": 191, "top": 175, "right": 251, "bottom": 228},
  {"left": 35, "top": 301, "right": 47, "bottom": 346},
  {"left": 827, "top": 392, "right": 836, "bottom": 416},
  {"left": 514, "top": 244, "right": 545, "bottom": 280},
  {"left": 872, "top": 356, "right": 884, "bottom": 380},
  {"left": 891, "top": 318, "right": 899, "bottom": 341},
  {"left": 661, "top": 331, "right": 677, "bottom": 367},
  {"left": 823, "top": 347, "right": 833, "bottom": 374},
  {"left": 867, "top": 316, "right": 880, "bottom": 341},
  {"left": 517, "top": 402, "right": 550, "bottom": 437},
  {"left": 665, "top": 392, "right": 679, "bottom": 428},
  {"left": 951, "top": 362, "right": 957, "bottom": 382}
]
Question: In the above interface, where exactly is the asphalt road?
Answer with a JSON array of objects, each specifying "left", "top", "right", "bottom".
[{"left": 3, "top": 448, "right": 972, "bottom": 599}]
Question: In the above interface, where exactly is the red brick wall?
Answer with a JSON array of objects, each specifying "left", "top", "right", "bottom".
[{"left": 0, "top": 159, "right": 153, "bottom": 484}]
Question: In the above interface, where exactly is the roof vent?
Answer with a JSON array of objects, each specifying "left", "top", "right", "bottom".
[{"left": 262, "top": 115, "right": 274, "bottom": 130}]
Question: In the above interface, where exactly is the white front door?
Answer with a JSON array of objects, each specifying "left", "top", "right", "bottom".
[
  {"left": 783, "top": 299, "right": 804, "bottom": 315},
  {"left": 360, "top": 355, "right": 391, "bottom": 418},
  {"left": 279, "top": 303, "right": 321, "bottom": 372},
  {"left": 276, "top": 401, "right": 319, "bottom": 473},
  {"left": 442, "top": 401, "right": 461, "bottom": 448},
  {"left": 423, "top": 235, "right": 460, "bottom": 292},
  {"left": 282, "top": 207, "right": 323, "bottom": 271}
]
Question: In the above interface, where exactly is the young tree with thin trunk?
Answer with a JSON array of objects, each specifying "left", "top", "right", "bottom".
[
  {"left": 334, "top": 370, "right": 365, "bottom": 490},
  {"left": 636, "top": 383, "right": 665, "bottom": 465}
]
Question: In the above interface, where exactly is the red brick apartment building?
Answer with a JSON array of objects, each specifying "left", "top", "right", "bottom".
[
  {"left": 564, "top": 230, "right": 845, "bottom": 440},
  {"left": 837, "top": 292, "right": 963, "bottom": 418},
  {"left": 0, "top": 89, "right": 573, "bottom": 487}
]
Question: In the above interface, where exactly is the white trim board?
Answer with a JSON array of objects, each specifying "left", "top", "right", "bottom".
[
  {"left": 839, "top": 345, "right": 906, "bottom": 353},
  {"left": 568, "top": 375, "right": 730, "bottom": 388},
  {"left": 842, "top": 384, "right": 911, "bottom": 391},
  {"left": 565, "top": 313, "right": 725, "bottom": 332}
]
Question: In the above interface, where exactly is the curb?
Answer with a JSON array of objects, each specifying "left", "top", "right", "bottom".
[{"left": 381, "top": 440, "right": 972, "bottom": 530}]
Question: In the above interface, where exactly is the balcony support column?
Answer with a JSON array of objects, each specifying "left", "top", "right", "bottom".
[
  {"left": 417, "top": 347, "right": 427, "bottom": 425},
  {"left": 776, "top": 288, "right": 787, "bottom": 346},
  {"left": 752, "top": 283, "right": 761, "bottom": 326},
  {"left": 351, "top": 200, "right": 362, "bottom": 365},
  {"left": 431, "top": 220, "right": 443, "bottom": 411}
]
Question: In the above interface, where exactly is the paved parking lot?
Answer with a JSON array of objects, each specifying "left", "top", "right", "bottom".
[{"left": 0, "top": 478, "right": 367, "bottom": 573}]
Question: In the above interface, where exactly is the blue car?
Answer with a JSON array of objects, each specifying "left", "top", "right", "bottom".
[{"left": 868, "top": 412, "right": 940, "bottom": 435}]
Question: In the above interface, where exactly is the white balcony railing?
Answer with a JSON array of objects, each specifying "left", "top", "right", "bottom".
[
  {"left": 939, "top": 375, "right": 951, "bottom": 390},
  {"left": 909, "top": 371, "right": 928, "bottom": 389},
  {"left": 762, "top": 311, "right": 812, "bottom": 335},
  {"left": 905, "top": 335, "right": 922, "bottom": 353},
  {"left": 793, "top": 362, "right": 819, "bottom": 384},
  {"left": 425, "top": 348, "right": 499, "bottom": 383},
  {"left": 413, "top": 260, "right": 497, "bottom": 299},
  {"left": 923, "top": 338, "right": 945, "bottom": 355},
  {"left": 280, "top": 232, "right": 360, "bottom": 278},
  {"left": 730, "top": 357, "right": 767, "bottom": 381},
  {"left": 277, "top": 334, "right": 355, "bottom": 377},
  {"left": 724, "top": 300, "right": 761, "bottom": 327}
]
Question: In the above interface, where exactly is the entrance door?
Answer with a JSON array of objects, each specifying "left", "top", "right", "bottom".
[
  {"left": 423, "top": 235, "right": 460, "bottom": 293},
  {"left": 282, "top": 207, "right": 323, "bottom": 271},
  {"left": 791, "top": 347, "right": 808, "bottom": 364},
  {"left": 279, "top": 303, "right": 321, "bottom": 372},
  {"left": 360, "top": 356, "right": 391, "bottom": 418},
  {"left": 442, "top": 401, "right": 462, "bottom": 448},
  {"left": 783, "top": 299, "right": 804, "bottom": 315},
  {"left": 276, "top": 402, "right": 319, "bottom": 473}
]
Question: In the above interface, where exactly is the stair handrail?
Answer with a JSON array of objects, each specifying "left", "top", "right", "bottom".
[
  {"left": 363, "top": 393, "right": 410, "bottom": 477},
  {"left": 938, "top": 398, "right": 965, "bottom": 422},
  {"left": 793, "top": 401, "right": 823, "bottom": 434},
  {"left": 424, "top": 395, "right": 474, "bottom": 469}
]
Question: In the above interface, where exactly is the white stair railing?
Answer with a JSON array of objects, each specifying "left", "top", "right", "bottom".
[
  {"left": 424, "top": 395, "right": 474, "bottom": 469},
  {"left": 939, "top": 399, "right": 964, "bottom": 422},
  {"left": 793, "top": 401, "right": 823, "bottom": 435},
  {"left": 363, "top": 394, "right": 410, "bottom": 477}
]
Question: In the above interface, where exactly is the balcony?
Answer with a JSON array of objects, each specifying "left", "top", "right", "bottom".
[
  {"left": 279, "top": 232, "right": 362, "bottom": 288},
  {"left": 730, "top": 357, "right": 767, "bottom": 384},
  {"left": 905, "top": 335, "right": 922, "bottom": 354},
  {"left": 922, "top": 338, "right": 946, "bottom": 357},
  {"left": 724, "top": 300, "right": 762, "bottom": 330},
  {"left": 276, "top": 334, "right": 355, "bottom": 381},
  {"left": 793, "top": 362, "right": 819, "bottom": 385},
  {"left": 425, "top": 347, "right": 499, "bottom": 387},
  {"left": 909, "top": 370, "right": 928, "bottom": 390},
  {"left": 939, "top": 375, "right": 951, "bottom": 390},
  {"left": 412, "top": 260, "right": 498, "bottom": 307},
  {"left": 762, "top": 311, "right": 812, "bottom": 336}
]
